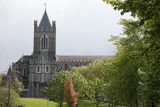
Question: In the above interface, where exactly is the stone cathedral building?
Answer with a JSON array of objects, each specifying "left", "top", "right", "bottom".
[{"left": 12, "top": 10, "right": 112, "bottom": 98}]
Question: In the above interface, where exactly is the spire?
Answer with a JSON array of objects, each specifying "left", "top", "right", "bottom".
[{"left": 39, "top": 4, "right": 51, "bottom": 28}]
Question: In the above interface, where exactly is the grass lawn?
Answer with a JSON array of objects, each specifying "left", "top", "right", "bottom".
[
  {"left": 18, "top": 98, "right": 57, "bottom": 107},
  {"left": 18, "top": 98, "right": 108, "bottom": 107}
]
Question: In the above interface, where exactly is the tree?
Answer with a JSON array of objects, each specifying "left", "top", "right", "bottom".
[
  {"left": 43, "top": 71, "right": 68, "bottom": 107},
  {"left": 101, "top": 19, "right": 147, "bottom": 107},
  {"left": 69, "top": 71, "right": 93, "bottom": 106},
  {"left": 72, "top": 61, "right": 106, "bottom": 81},
  {"left": 43, "top": 70, "right": 92, "bottom": 107},
  {"left": 2, "top": 71, "right": 23, "bottom": 94},
  {"left": 0, "top": 74, "right": 20, "bottom": 107},
  {"left": 0, "top": 86, "right": 19, "bottom": 107},
  {"left": 103, "top": 0, "right": 160, "bottom": 106},
  {"left": 64, "top": 75, "right": 78, "bottom": 107},
  {"left": 71, "top": 61, "right": 109, "bottom": 103},
  {"left": 91, "top": 78, "right": 106, "bottom": 107}
]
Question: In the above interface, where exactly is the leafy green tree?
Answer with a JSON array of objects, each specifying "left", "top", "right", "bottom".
[
  {"left": 102, "top": 19, "right": 146, "bottom": 107},
  {"left": 2, "top": 67, "right": 23, "bottom": 94},
  {"left": 71, "top": 61, "right": 109, "bottom": 106},
  {"left": 103, "top": 0, "right": 160, "bottom": 106},
  {"left": 71, "top": 60, "right": 106, "bottom": 81},
  {"left": 92, "top": 78, "right": 106, "bottom": 107},
  {"left": 70, "top": 71, "right": 93, "bottom": 100},
  {"left": 43, "top": 71, "right": 68, "bottom": 107},
  {"left": 0, "top": 67, "right": 21, "bottom": 107},
  {"left": 0, "top": 86, "right": 19, "bottom": 107},
  {"left": 43, "top": 70, "right": 92, "bottom": 107}
]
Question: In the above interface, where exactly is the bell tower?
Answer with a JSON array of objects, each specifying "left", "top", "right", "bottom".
[
  {"left": 33, "top": 9, "right": 56, "bottom": 58},
  {"left": 29, "top": 8, "right": 56, "bottom": 97}
]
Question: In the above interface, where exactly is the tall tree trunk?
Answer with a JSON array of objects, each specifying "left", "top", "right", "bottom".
[
  {"left": 142, "top": 100, "right": 145, "bottom": 107},
  {"left": 108, "top": 102, "right": 111, "bottom": 107},
  {"left": 96, "top": 101, "right": 99, "bottom": 107},
  {"left": 151, "top": 101, "right": 155, "bottom": 107},
  {"left": 135, "top": 94, "right": 139, "bottom": 107},
  {"left": 59, "top": 101, "right": 63, "bottom": 107},
  {"left": 112, "top": 100, "right": 114, "bottom": 107},
  {"left": 59, "top": 96, "right": 64, "bottom": 107}
]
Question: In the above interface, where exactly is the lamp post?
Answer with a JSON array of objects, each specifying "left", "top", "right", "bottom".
[{"left": 37, "top": 83, "right": 39, "bottom": 98}]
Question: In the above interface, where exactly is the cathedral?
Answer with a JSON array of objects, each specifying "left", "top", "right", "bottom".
[{"left": 12, "top": 9, "right": 112, "bottom": 98}]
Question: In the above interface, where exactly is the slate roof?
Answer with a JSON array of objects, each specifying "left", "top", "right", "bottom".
[
  {"left": 56, "top": 55, "right": 113, "bottom": 62},
  {"left": 15, "top": 55, "right": 31, "bottom": 64},
  {"left": 15, "top": 55, "right": 113, "bottom": 64},
  {"left": 39, "top": 10, "right": 51, "bottom": 28}
]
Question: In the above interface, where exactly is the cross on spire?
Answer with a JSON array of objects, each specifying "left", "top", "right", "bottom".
[
  {"left": 39, "top": 3, "right": 51, "bottom": 28},
  {"left": 44, "top": 3, "right": 46, "bottom": 10}
]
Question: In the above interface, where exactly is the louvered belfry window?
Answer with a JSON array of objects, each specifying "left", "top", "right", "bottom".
[{"left": 41, "top": 35, "right": 48, "bottom": 50}]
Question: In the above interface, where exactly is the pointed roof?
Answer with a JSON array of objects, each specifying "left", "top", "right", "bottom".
[{"left": 39, "top": 10, "right": 51, "bottom": 28}]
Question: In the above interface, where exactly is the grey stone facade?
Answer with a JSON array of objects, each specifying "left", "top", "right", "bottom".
[{"left": 12, "top": 10, "right": 113, "bottom": 98}]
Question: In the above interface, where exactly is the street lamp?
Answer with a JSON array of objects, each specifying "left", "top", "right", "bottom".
[{"left": 37, "top": 83, "right": 39, "bottom": 98}]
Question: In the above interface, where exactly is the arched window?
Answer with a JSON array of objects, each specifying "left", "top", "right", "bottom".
[
  {"left": 45, "top": 66, "right": 49, "bottom": 73},
  {"left": 41, "top": 35, "right": 49, "bottom": 50},
  {"left": 36, "top": 66, "right": 41, "bottom": 73}
]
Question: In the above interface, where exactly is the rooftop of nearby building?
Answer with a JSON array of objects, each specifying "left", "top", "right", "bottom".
[
  {"left": 14, "top": 55, "right": 114, "bottom": 64},
  {"left": 56, "top": 55, "right": 113, "bottom": 62}
]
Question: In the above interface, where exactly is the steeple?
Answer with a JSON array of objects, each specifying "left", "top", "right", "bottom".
[
  {"left": 39, "top": 9, "right": 51, "bottom": 28},
  {"left": 33, "top": 4, "right": 56, "bottom": 58}
]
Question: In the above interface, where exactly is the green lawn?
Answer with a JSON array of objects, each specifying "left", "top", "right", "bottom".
[
  {"left": 18, "top": 98, "right": 108, "bottom": 107},
  {"left": 18, "top": 98, "right": 57, "bottom": 107}
]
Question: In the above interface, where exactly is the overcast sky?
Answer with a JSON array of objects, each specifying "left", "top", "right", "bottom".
[{"left": 0, "top": 0, "right": 131, "bottom": 72}]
